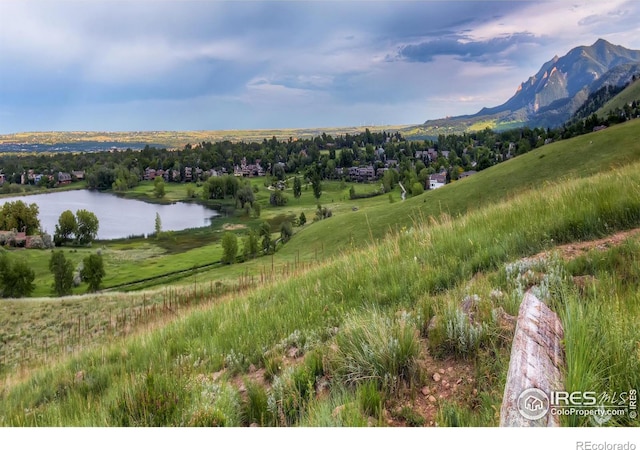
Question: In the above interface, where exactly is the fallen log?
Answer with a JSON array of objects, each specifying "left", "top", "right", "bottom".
[{"left": 499, "top": 292, "right": 565, "bottom": 426}]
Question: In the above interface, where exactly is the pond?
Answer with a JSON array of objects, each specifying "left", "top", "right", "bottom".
[{"left": 0, "top": 190, "right": 219, "bottom": 240}]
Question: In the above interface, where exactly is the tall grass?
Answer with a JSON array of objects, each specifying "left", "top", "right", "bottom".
[
  {"left": 327, "top": 308, "right": 420, "bottom": 394},
  {"left": 3, "top": 162, "right": 640, "bottom": 425}
]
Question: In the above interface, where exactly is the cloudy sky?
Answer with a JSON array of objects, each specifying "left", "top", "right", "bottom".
[{"left": 1, "top": 0, "right": 639, "bottom": 133}]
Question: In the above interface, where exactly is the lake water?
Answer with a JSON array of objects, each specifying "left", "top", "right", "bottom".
[{"left": 0, "top": 190, "right": 219, "bottom": 240}]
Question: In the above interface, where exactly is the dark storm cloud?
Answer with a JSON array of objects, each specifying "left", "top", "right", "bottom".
[{"left": 397, "top": 32, "right": 545, "bottom": 63}]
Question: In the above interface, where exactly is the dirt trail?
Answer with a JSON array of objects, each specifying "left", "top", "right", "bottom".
[{"left": 532, "top": 227, "right": 640, "bottom": 260}]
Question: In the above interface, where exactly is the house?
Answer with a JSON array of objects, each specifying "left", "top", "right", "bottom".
[
  {"left": 144, "top": 167, "right": 157, "bottom": 181},
  {"left": 57, "top": 172, "right": 72, "bottom": 185},
  {"left": 348, "top": 165, "right": 376, "bottom": 182},
  {"left": 414, "top": 150, "right": 429, "bottom": 161},
  {"left": 428, "top": 172, "right": 447, "bottom": 190},
  {"left": 184, "top": 166, "right": 193, "bottom": 182},
  {"left": 72, "top": 170, "right": 85, "bottom": 180},
  {"left": 458, "top": 170, "right": 477, "bottom": 180},
  {"left": 385, "top": 159, "right": 398, "bottom": 168}
]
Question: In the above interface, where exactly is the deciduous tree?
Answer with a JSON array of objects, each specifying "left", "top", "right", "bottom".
[
  {"left": 0, "top": 200, "right": 40, "bottom": 235},
  {"left": 293, "top": 176, "right": 302, "bottom": 199},
  {"left": 49, "top": 250, "right": 73, "bottom": 296},
  {"left": 221, "top": 232, "right": 238, "bottom": 264},
  {"left": 0, "top": 253, "right": 35, "bottom": 298},
  {"left": 54, "top": 210, "right": 77, "bottom": 246},
  {"left": 76, "top": 209, "right": 99, "bottom": 245},
  {"left": 81, "top": 253, "right": 105, "bottom": 292}
]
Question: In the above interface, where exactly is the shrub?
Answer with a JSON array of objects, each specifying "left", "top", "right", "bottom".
[
  {"left": 314, "top": 205, "right": 332, "bottom": 222},
  {"left": 188, "top": 382, "right": 242, "bottom": 427},
  {"left": 328, "top": 309, "right": 420, "bottom": 394},
  {"left": 112, "top": 372, "right": 184, "bottom": 426},
  {"left": 411, "top": 182, "right": 424, "bottom": 196},
  {"left": 267, "top": 365, "right": 317, "bottom": 426},
  {"left": 429, "top": 305, "right": 488, "bottom": 357},
  {"left": 269, "top": 190, "right": 287, "bottom": 206},
  {"left": 393, "top": 406, "right": 425, "bottom": 426},
  {"left": 356, "top": 381, "right": 383, "bottom": 419},
  {"left": 242, "top": 380, "right": 272, "bottom": 426},
  {"left": 280, "top": 221, "right": 293, "bottom": 243}
]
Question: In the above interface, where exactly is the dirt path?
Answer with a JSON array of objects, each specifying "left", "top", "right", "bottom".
[{"left": 532, "top": 227, "right": 640, "bottom": 260}]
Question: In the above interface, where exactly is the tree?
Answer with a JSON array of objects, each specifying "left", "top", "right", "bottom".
[
  {"left": 259, "top": 221, "right": 272, "bottom": 255},
  {"left": 311, "top": 175, "right": 322, "bottom": 200},
  {"left": 49, "top": 250, "right": 73, "bottom": 296},
  {"left": 242, "top": 230, "right": 260, "bottom": 260},
  {"left": 280, "top": 221, "right": 293, "bottom": 243},
  {"left": 75, "top": 209, "right": 99, "bottom": 245},
  {"left": 236, "top": 184, "right": 255, "bottom": 209},
  {"left": 0, "top": 254, "right": 35, "bottom": 298},
  {"left": 54, "top": 210, "right": 77, "bottom": 246},
  {"left": 153, "top": 176, "right": 166, "bottom": 198},
  {"left": 81, "top": 253, "right": 105, "bottom": 292},
  {"left": 253, "top": 202, "right": 262, "bottom": 218},
  {"left": 0, "top": 200, "right": 40, "bottom": 235},
  {"left": 155, "top": 212, "right": 162, "bottom": 236},
  {"left": 269, "top": 190, "right": 288, "bottom": 206},
  {"left": 221, "top": 232, "right": 238, "bottom": 264},
  {"left": 298, "top": 212, "right": 306, "bottom": 226},
  {"left": 293, "top": 176, "right": 302, "bottom": 199},
  {"left": 411, "top": 182, "right": 424, "bottom": 196}
]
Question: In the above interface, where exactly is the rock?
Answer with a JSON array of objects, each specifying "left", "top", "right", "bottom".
[
  {"left": 446, "top": 367, "right": 453, "bottom": 373},
  {"left": 421, "top": 386, "right": 431, "bottom": 396},
  {"left": 287, "top": 347, "right": 299, "bottom": 358},
  {"left": 428, "top": 395, "right": 437, "bottom": 403},
  {"left": 438, "top": 368, "right": 445, "bottom": 374},
  {"left": 456, "top": 378, "right": 463, "bottom": 385},
  {"left": 442, "top": 380, "right": 449, "bottom": 389},
  {"left": 249, "top": 423, "right": 259, "bottom": 428},
  {"left": 74, "top": 371, "right": 85, "bottom": 383},
  {"left": 433, "top": 373, "right": 441, "bottom": 382},
  {"left": 248, "top": 364, "right": 257, "bottom": 373}
]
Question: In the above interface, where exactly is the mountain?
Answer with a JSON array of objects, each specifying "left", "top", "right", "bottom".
[{"left": 421, "top": 39, "right": 640, "bottom": 132}]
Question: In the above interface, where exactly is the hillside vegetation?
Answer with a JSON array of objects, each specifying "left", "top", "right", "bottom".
[
  {"left": 596, "top": 78, "right": 640, "bottom": 117},
  {"left": 1, "top": 121, "right": 640, "bottom": 426}
]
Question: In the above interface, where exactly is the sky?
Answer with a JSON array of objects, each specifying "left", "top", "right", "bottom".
[{"left": 1, "top": 0, "right": 639, "bottom": 133}]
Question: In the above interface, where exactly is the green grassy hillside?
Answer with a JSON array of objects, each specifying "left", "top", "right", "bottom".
[
  {"left": 597, "top": 78, "right": 640, "bottom": 117},
  {"left": 2, "top": 155, "right": 640, "bottom": 426},
  {"left": 278, "top": 119, "right": 640, "bottom": 261},
  {"left": 2, "top": 121, "right": 640, "bottom": 426}
]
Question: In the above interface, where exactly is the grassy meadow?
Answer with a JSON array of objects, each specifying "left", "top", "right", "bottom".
[
  {"left": 2, "top": 149, "right": 640, "bottom": 425},
  {"left": 1, "top": 120, "right": 640, "bottom": 426}
]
